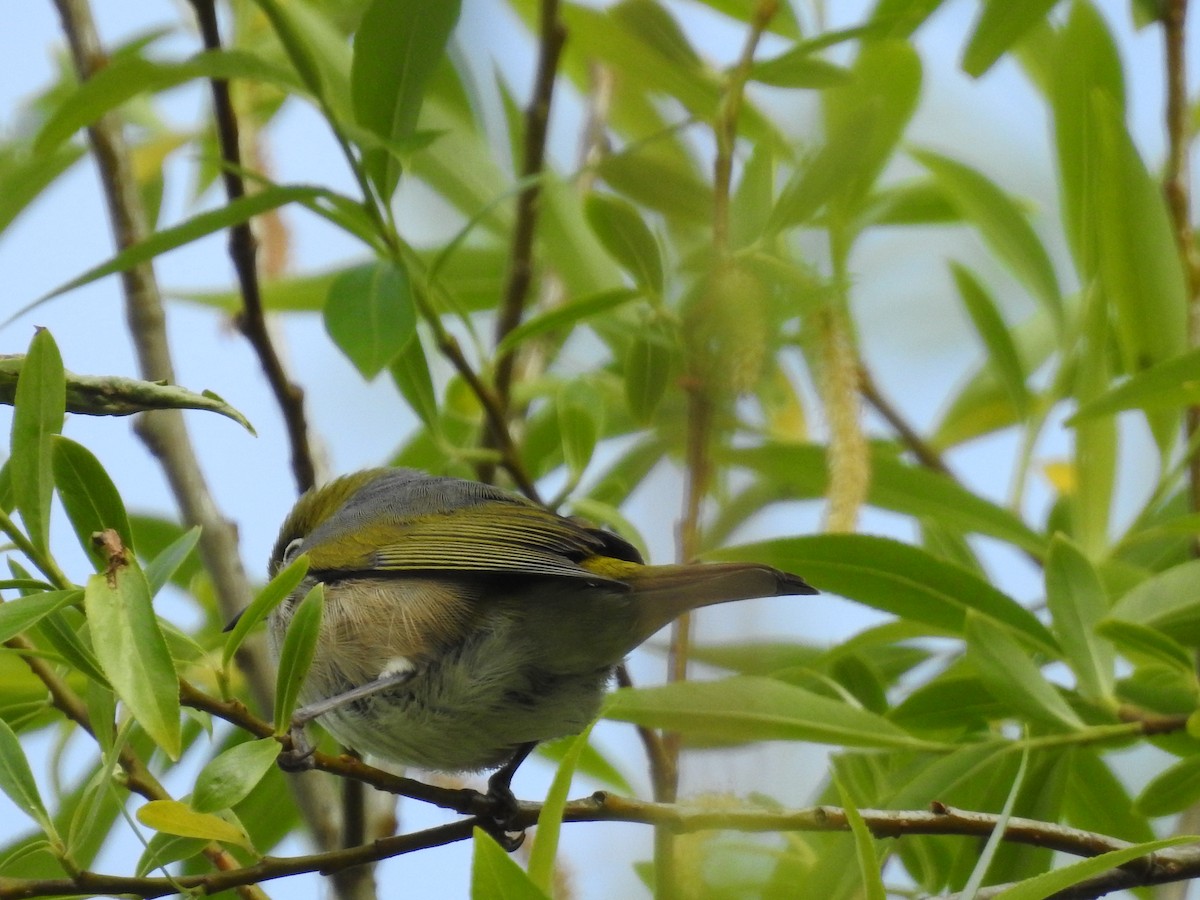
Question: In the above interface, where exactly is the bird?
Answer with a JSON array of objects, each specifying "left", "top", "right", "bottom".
[{"left": 266, "top": 467, "right": 816, "bottom": 833}]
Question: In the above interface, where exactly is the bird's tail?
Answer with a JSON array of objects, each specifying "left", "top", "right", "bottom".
[{"left": 627, "top": 562, "right": 816, "bottom": 643}]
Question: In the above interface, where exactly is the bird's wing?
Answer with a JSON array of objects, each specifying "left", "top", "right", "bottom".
[{"left": 307, "top": 500, "right": 632, "bottom": 586}]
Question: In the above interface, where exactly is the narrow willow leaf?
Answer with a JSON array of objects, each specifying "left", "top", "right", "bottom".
[
  {"left": 0, "top": 143, "right": 83, "bottom": 237},
  {"left": 961, "top": 744, "right": 1029, "bottom": 898},
  {"left": 137, "top": 800, "right": 253, "bottom": 851},
  {"left": 967, "top": 615, "right": 1082, "bottom": 730},
  {"left": 471, "top": 828, "right": 549, "bottom": 899},
  {"left": 0, "top": 718, "right": 56, "bottom": 838},
  {"left": 274, "top": 583, "right": 324, "bottom": 733},
  {"left": 494, "top": 288, "right": 640, "bottom": 356},
  {"left": 249, "top": 0, "right": 351, "bottom": 111},
  {"left": 1068, "top": 346, "right": 1200, "bottom": 423},
  {"left": 0, "top": 357, "right": 254, "bottom": 430},
  {"left": 324, "top": 260, "right": 415, "bottom": 379},
  {"left": 710, "top": 535, "right": 1055, "bottom": 652},
  {"left": 749, "top": 52, "right": 851, "bottom": 87},
  {"left": 223, "top": 554, "right": 310, "bottom": 668},
  {"left": 35, "top": 51, "right": 303, "bottom": 154},
  {"left": 537, "top": 733, "right": 631, "bottom": 794},
  {"left": 865, "top": 178, "right": 960, "bottom": 226},
  {"left": 557, "top": 379, "right": 603, "bottom": 479},
  {"left": 0, "top": 590, "right": 81, "bottom": 643},
  {"left": 144, "top": 527, "right": 202, "bottom": 598},
  {"left": 1092, "top": 93, "right": 1187, "bottom": 369},
  {"left": 1134, "top": 755, "right": 1200, "bottom": 817},
  {"left": 834, "top": 775, "right": 885, "bottom": 900},
  {"left": 85, "top": 555, "right": 181, "bottom": 759},
  {"left": 992, "top": 836, "right": 1197, "bottom": 900},
  {"left": 389, "top": 330, "right": 439, "bottom": 430},
  {"left": 962, "top": 0, "right": 1060, "bottom": 77},
  {"left": 192, "top": 739, "right": 282, "bottom": 814},
  {"left": 351, "top": 0, "right": 462, "bottom": 201},
  {"left": 950, "top": 264, "right": 1030, "bottom": 415},
  {"left": 584, "top": 194, "right": 664, "bottom": 296},
  {"left": 726, "top": 443, "right": 1045, "bottom": 555},
  {"left": 1095, "top": 618, "right": 1194, "bottom": 671},
  {"left": 1045, "top": 536, "right": 1113, "bottom": 704},
  {"left": 914, "top": 149, "right": 1061, "bottom": 322},
  {"left": 10, "top": 329, "right": 65, "bottom": 553},
  {"left": 1072, "top": 287, "right": 1116, "bottom": 557},
  {"left": 529, "top": 724, "right": 593, "bottom": 893},
  {"left": 33, "top": 185, "right": 331, "bottom": 310},
  {"left": 605, "top": 676, "right": 944, "bottom": 751},
  {"left": 1108, "top": 560, "right": 1200, "bottom": 645},
  {"left": 52, "top": 436, "right": 134, "bottom": 565},
  {"left": 624, "top": 331, "right": 673, "bottom": 424}
]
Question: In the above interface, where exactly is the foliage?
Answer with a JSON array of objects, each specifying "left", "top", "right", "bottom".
[{"left": 1, "top": 0, "right": 1199, "bottom": 897}]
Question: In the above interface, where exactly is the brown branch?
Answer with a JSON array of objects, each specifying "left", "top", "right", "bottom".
[
  {"left": 186, "top": 0, "right": 317, "bottom": 495},
  {"left": 5, "top": 797, "right": 1200, "bottom": 900},
  {"left": 50, "top": 0, "right": 339, "bottom": 863},
  {"left": 858, "top": 364, "right": 953, "bottom": 477},
  {"left": 492, "top": 0, "right": 567, "bottom": 410}
]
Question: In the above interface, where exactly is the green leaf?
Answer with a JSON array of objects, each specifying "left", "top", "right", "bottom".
[
  {"left": 144, "top": 527, "right": 202, "bottom": 598},
  {"left": 584, "top": 194, "right": 664, "bottom": 296},
  {"left": 1092, "top": 92, "right": 1187, "bottom": 369},
  {"left": 52, "top": 437, "right": 134, "bottom": 565},
  {"left": 35, "top": 51, "right": 303, "bottom": 154},
  {"left": 914, "top": 149, "right": 1061, "bottom": 323},
  {"left": 34, "top": 185, "right": 332, "bottom": 308},
  {"left": 709, "top": 535, "right": 1056, "bottom": 652},
  {"left": 494, "top": 288, "right": 640, "bottom": 356},
  {"left": 950, "top": 264, "right": 1030, "bottom": 415},
  {"left": 960, "top": 743, "right": 1030, "bottom": 898},
  {"left": 1095, "top": 618, "right": 1194, "bottom": 671},
  {"left": 1135, "top": 754, "right": 1200, "bottom": 816},
  {"left": 136, "top": 800, "right": 253, "bottom": 851},
  {"left": 962, "top": 0, "right": 1061, "bottom": 77},
  {"left": 992, "top": 836, "right": 1196, "bottom": 900},
  {"left": 864, "top": 178, "right": 960, "bottom": 226},
  {"left": 273, "top": 583, "right": 324, "bottom": 732},
  {"left": 0, "top": 718, "right": 56, "bottom": 838},
  {"left": 557, "top": 379, "right": 603, "bottom": 480},
  {"left": 1108, "top": 560, "right": 1200, "bottom": 645},
  {"left": 223, "top": 554, "right": 310, "bottom": 668},
  {"left": 192, "top": 738, "right": 282, "bottom": 814},
  {"left": 0, "top": 144, "right": 83, "bottom": 238},
  {"left": 10, "top": 329, "right": 65, "bottom": 553},
  {"left": 249, "top": 0, "right": 351, "bottom": 112},
  {"left": 0, "top": 590, "right": 81, "bottom": 643},
  {"left": 604, "top": 676, "right": 943, "bottom": 751},
  {"left": 351, "top": 0, "right": 462, "bottom": 201},
  {"left": 967, "top": 615, "right": 1083, "bottom": 730},
  {"left": 0, "top": 356, "right": 253, "bottom": 430},
  {"left": 727, "top": 444, "right": 1045, "bottom": 556},
  {"left": 1045, "top": 536, "right": 1113, "bottom": 704},
  {"left": 1068, "top": 346, "right": 1200, "bottom": 424},
  {"left": 324, "top": 260, "right": 416, "bottom": 379},
  {"left": 389, "top": 330, "right": 439, "bottom": 430},
  {"left": 85, "top": 557, "right": 180, "bottom": 759},
  {"left": 835, "top": 775, "right": 885, "bottom": 900},
  {"left": 749, "top": 52, "right": 852, "bottom": 88},
  {"left": 471, "top": 828, "right": 549, "bottom": 899},
  {"left": 528, "top": 724, "right": 593, "bottom": 892},
  {"left": 624, "top": 330, "right": 673, "bottom": 424}
]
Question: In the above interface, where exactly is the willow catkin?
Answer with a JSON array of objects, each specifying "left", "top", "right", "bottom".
[{"left": 818, "top": 307, "right": 869, "bottom": 533}]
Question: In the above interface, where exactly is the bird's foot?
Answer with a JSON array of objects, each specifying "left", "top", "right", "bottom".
[
  {"left": 278, "top": 724, "right": 317, "bottom": 771},
  {"left": 479, "top": 777, "right": 525, "bottom": 851}
]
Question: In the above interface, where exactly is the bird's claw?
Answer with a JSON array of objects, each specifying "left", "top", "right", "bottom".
[
  {"left": 479, "top": 780, "right": 525, "bottom": 851},
  {"left": 278, "top": 724, "right": 317, "bottom": 771}
]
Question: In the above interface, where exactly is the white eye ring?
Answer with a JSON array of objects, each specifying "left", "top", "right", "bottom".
[{"left": 282, "top": 537, "right": 305, "bottom": 563}]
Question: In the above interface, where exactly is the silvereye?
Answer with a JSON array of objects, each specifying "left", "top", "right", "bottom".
[{"left": 267, "top": 467, "right": 815, "bottom": 804}]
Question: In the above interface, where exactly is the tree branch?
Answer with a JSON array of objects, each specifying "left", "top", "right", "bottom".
[{"left": 186, "top": 0, "right": 317, "bottom": 495}]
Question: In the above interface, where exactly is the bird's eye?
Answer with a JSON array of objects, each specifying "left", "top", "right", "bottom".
[{"left": 282, "top": 537, "right": 305, "bottom": 563}]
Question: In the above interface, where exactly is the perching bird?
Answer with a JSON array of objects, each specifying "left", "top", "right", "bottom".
[{"left": 266, "top": 467, "right": 816, "bottom": 816}]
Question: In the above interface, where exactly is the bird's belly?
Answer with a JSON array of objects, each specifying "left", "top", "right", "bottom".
[{"left": 320, "top": 660, "right": 611, "bottom": 772}]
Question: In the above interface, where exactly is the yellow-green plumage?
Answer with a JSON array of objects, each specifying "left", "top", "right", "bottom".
[{"left": 267, "top": 467, "right": 816, "bottom": 773}]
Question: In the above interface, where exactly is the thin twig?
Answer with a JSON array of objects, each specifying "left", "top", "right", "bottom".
[
  {"left": 492, "top": 0, "right": 567, "bottom": 410},
  {"left": 187, "top": 0, "right": 317, "bottom": 495},
  {"left": 858, "top": 364, "right": 953, "bottom": 477}
]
